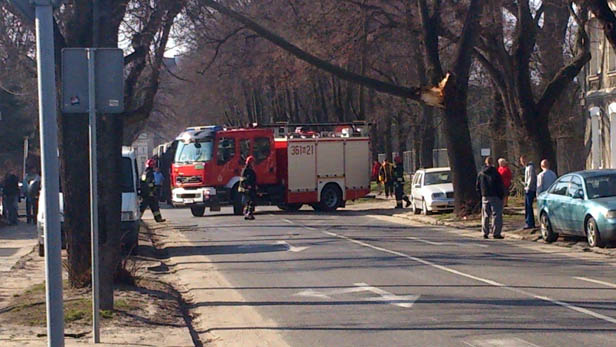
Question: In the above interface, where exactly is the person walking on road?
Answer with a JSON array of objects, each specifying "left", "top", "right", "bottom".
[
  {"left": 536, "top": 159, "right": 557, "bottom": 195},
  {"left": 497, "top": 158, "right": 512, "bottom": 207},
  {"left": 2, "top": 172, "right": 20, "bottom": 225},
  {"left": 239, "top": 156, "right": 257, "bottom": 220},
  {"left": 520, "top": 155, "right": 537, "bottom": 229},
  {"left": 476, "top": 157, "right": 505, "bottom": 239},
  {"left": 153, "top": 166, "right": 164, "bottom": 202},
  {"left": 379, "top": 159, "right": 394, "bottom": 198},
  {"left": 23, "top": 168, "right": 41, "bottom": 224},
  {"left": 140, "top": 159, "right": 165, "bottom": 223},
  {"left": 393, "top": 156, "right": 411, "bottom": 209}
]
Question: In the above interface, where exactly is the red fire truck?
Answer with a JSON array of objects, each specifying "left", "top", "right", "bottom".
[{"left": 171, "top": 124, "right": 371, "bottom": 216}]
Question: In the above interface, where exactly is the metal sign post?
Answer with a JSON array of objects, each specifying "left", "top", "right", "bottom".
[
  {"left": 34, "top": 2, "right": 64, "bottom": 347},
  {"left": 87, "top": 48, "right": 101, "bottom": 344}
]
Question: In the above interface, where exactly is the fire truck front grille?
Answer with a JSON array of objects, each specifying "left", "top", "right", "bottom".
[{"left": 177, "top": 176, "right": 203, "bottom": 184}]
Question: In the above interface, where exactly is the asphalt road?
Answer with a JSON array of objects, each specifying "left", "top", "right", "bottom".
[{"left": 159, "top": 205, "right": 616, "bottom": 347}]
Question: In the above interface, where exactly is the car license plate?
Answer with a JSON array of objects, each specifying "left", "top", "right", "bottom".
[{"left": 185, "top": 199, "right": 194, "bottom": 204}]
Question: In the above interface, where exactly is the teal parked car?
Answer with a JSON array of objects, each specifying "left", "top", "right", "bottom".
[{"left": 537, "top": 170, "right": 616, "bottom": 247}]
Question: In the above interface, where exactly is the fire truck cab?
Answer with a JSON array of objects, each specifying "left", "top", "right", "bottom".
[{"left": 171, "top": 124, "right": 371, "bottom": 217}]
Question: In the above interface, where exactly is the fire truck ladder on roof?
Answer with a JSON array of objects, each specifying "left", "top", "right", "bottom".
[{"left": 261, "top": 121, "right": 371, "bottom": 139}]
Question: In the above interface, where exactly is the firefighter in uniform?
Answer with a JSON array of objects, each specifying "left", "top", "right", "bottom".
[
  {"left": 140, "top": 159, "right": 166, "bottom": 222},
  {"left": 239, "top": 156, "right": 257, "bottom": 220},
  {"left": 393, "top": 156, "right": 411, "bottom": 209}
]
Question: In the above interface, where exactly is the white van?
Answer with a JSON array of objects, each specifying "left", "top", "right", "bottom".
[{"left": 37, "top": 147, "right": 141, "bottom": 256}]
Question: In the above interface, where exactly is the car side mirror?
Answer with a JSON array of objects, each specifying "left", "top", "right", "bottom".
[{"left": 573, "top": 189, "right": 584, "bottom": 199}]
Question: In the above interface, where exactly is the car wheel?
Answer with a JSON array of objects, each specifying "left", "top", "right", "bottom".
[
  {"left": 190, "top": 206, "right": 205, "bottom": 217},
  {"left": 38, "top": 243, "right": 44, "bottom": 257},
  {"left": 586, "top": 217, "right": 604, "bottom": 248},
  {"left": 540, "top": 212, "right": 558, "bottom": 243},
  {"left": 422, "top": 200, "right": 432, "bottom": 215},
  {"left": 320, "top": 184, "right": 342, "bottom": 212},
  {"left": 411, "top": 199, "right": 420, "bottom": 215}
]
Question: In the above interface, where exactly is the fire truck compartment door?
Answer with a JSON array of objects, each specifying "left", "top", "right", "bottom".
[
  {"left": 344, "top": 140, "right": 371, "bottom": 190},
  {"left": 287, "top": 140, "right": 317, "bottom": 192},
  {"left": 316, "top": 141, "right": 345, "bottom": 178}
]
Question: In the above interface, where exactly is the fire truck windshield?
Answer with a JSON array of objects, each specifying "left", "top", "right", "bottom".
[{"left": 175, "top": 140, "right": 214, "bottom": 163}]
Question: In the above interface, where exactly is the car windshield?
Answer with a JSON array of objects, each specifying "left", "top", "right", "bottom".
[
  {"left": 174, "top": 140, "right": 214, "bottom": 163},
  {"left": 121, "top": 157, "right": 134, "bottom": 193},
  {"left": 424, "top": 171, "right": 451, "bottom": 185},
  {"left": 585, "top": 174, "right": 616, "bottom": 199}
]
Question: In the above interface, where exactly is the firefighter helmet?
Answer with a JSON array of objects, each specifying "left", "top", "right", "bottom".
[
  {"left": 146, "top": 158, "right": 157, "bottom": 169},
  {"left": 245, "top": 156, "right": 255, "bottom": 166}
]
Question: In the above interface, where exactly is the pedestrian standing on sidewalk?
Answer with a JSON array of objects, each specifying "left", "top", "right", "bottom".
[
  {"left": 2, "top": 172, "right": 20, "bottom": 225},
  {"left": 476, "top": 157, "right": 505, "bottom": 239},
  {"left": 239, "top": 156, "right": 257, "bottom": 220},
  {"left": 140, "top": 159, "right": 166, "bottom": 223},
  {"left": 379, "top": 159, "right": 394, "bottom": 198},
  {"left": 536, "top": 159, "right": 557, "bottom": 195},
  {"left": 497, "top": 158, "right": 512, "bottom": 207},
  {"left": 23, "top": 168, "right": 41, "bottom": 224},
  {"left": 393, "top": 156, "right": 411, "bottom": 209},
  {"left": 520, "top": 155, "right": 537, "bottom": 229}
]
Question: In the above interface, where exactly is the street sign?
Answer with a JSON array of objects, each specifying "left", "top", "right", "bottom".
[
  {"left": 61, "top": 48, "right": 124, "bottom": 114},
  {"left": 7, "top": 0, "right": 65, "bottom": 23}
]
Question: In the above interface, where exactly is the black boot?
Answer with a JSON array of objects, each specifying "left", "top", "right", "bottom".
[{"left": 404, "top": 196, "right": 411, "bottom": 208}]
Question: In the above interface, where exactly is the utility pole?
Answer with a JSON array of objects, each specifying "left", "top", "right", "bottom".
[{"left": 7, "top": 0, "right": 68, "bottom": 345}]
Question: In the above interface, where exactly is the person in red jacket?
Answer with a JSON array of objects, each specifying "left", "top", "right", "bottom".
[{"left": 497, "top": 158, "right": 512, "bottom": 207}]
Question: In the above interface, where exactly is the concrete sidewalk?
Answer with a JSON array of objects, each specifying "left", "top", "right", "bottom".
[{"left": 0, "top": 221, "right": 37, "bottom": 272}]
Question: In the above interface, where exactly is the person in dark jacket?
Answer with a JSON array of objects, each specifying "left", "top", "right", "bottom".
[
  {"left": 2, "top": 172, "right": 20, "bottom": 225},
  {"left": 239, "top": 156, "right": 257, "bottom": 220},
  {"left": 476, "top": 157, "right": 505, "bottom": 239},
  {"left": 140, "top": 159, "right": 165, "bottom": 223},
  {"left": 393, "top": 156, "right": 411, "bottom": 209}
]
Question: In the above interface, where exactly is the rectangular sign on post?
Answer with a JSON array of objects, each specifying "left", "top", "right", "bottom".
[{"left": 61, "top": 48, "right": 124, "bottom": 114}]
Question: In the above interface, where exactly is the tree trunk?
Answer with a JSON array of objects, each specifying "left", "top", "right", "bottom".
[
  {"left": 419, "top": 106, "right": 435, "bottom": 168},
  {"left": 59, "top": 116, "right": 91, "bottom": 287},
  {"left": 490, "top": 87, "right": 507, "bottom": 160},
  {"left": 443, "top": 78, "right": 480, "bottom": 215}
]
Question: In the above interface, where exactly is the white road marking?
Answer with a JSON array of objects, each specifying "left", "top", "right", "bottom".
[
  {"left": 464, "top": 337, "right": 541, "bottom": 347},
  {"left": 574, "top": 277, "right": 616, "bottom": 288},
  {"left": 275, "top": 240, "right": 309, "bottom": 252},
  {"left": 294, "top": 282, "right": 420, "bottom": 308},
  {"left": 282, "top": 219, "right": 616, "bottom": 325},
  {"left": 407, "top": 236, "right": 488, "bottom": 248}
]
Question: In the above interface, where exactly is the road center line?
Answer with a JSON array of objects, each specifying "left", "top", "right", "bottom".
[
  {"left": 282, "top": 219, "right": 616, "bottom": 325},
  {"left": 407, "top": 236, "right": 488, "bottom": 248},
  {"left": 574, "top": 277, "right": 616, "bottom": 288}
]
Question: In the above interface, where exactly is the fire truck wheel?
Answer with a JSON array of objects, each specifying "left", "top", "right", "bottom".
[
  {"left": 190, "top": 206, "right": 206, "bottom": 217},
  {"left": 320, "top": 184, "right": 342, "bottom": 212},
  {"left": 278, "top": 203, "right": 303, "bottom": 212}
]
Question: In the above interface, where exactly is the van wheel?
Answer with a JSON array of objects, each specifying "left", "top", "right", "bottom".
[
  {"left": 320, "top": 184, "right": 342, "bottom": 212},
  {"left": 38, "top": 243, "right": 44, "bottom": 257},
  {"left": 190, "top": 206, "right": 205, "bottom": 217}
]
